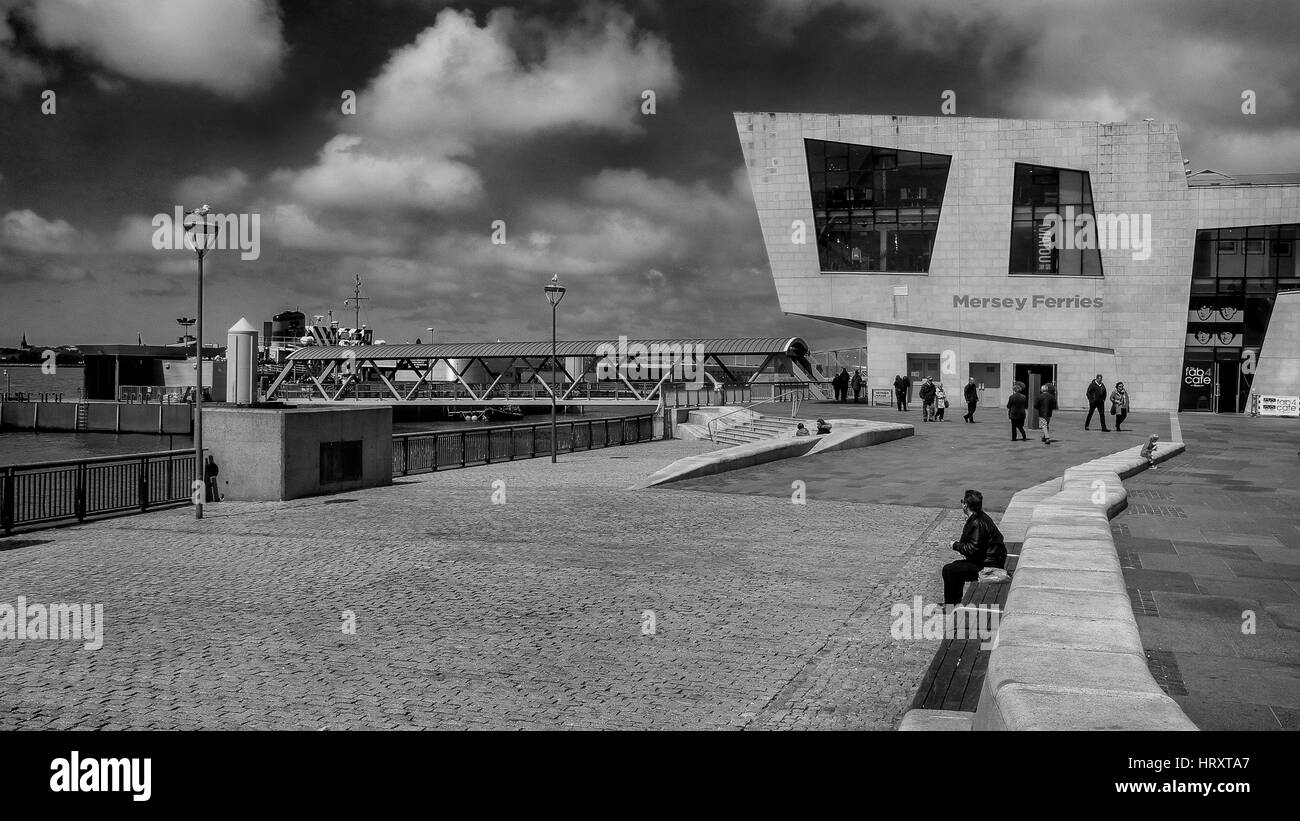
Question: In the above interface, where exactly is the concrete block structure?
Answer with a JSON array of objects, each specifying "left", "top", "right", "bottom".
[
  {"left": 735, "top": 113, "right": 1300, "bottom": 412},
  {"left": 201, "top": 405, "right": 392, "bottom": 501}
]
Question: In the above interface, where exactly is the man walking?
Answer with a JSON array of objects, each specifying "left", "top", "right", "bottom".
[
  {"left": 893, "top": 373, "right": 910, "bottom": 411},
  {"left": 1035, "top": 383, "right": 1057, "bottom": 445},
  {"left": 1085, "top": 374, "right": 1110, "bottom": 431},
  {"left": 918, "top": 377, "right": 937, "bottom": 422},
  {"left": 963, "top": 377, "right": 979, "bottom": 422},
  {"left": 851, "top": 369, "right": 863, "bottom": 403},
  {"left": 942, "top": 490, "right": 1008, "bottom": 605},
  {"left": 1006, "top": 383, "right": 1028, "bottom": 441}
]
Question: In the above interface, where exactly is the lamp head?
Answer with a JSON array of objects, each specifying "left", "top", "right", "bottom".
[{"left": 544, "top": 275, "right": 566, "bottom": 306}]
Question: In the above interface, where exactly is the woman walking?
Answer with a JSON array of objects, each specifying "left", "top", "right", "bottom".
[
  {"left": 1007, "top": 382, "right": 1028, "bottom": 441},
  {"left": 1034, "top": 383, "right": 1057, "bottom": 445},
  {"left": 934, "top": 382, "right": 949, "bottom": 421},
  {"left": 1110, "top": 382, "right": 1131, "bottom": 432}
]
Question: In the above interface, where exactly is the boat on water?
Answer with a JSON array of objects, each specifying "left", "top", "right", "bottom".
[{"left": 460, "top": 405, "right": 523, "bottom": 423}]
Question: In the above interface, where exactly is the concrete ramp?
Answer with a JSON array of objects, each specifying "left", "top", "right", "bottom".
[{"left": 638, "top": 419, "right": 912, "bottom": 488}]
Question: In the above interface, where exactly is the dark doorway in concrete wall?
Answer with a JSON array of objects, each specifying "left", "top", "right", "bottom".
[
  {"left": 907, "top": 354, "right": 941, "bottom": 404},
  {"left": 1015, "top": 363, "right": 1057, "bottom": 427}
]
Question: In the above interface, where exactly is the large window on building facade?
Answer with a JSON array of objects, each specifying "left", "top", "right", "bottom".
[
  {"left": 1009, "top": 163, "right": 1104, "bottom": 277},
  {"left": 804, "top": 139, "right": 950, "bottom": 273},
  {"left": 1180, "top": 223, "right": 1298, "bottom": 412}
]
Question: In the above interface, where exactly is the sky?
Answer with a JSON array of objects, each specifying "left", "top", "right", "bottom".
[{"left": 1, "top": 0, "right": 1297, "bottom": 350}]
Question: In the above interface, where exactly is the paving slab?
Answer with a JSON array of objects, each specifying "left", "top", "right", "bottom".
[{"left": 1113, "top": 413, "right": 1300, "bottom": 730}]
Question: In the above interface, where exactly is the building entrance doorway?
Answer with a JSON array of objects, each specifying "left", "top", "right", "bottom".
[
  {"left": 906, "top": 354, "right": 941, "bottom": 404},
  {"left": 1014, "top": 363, "right": 1057, "bottom": 427},
  {"left": 1179, "top": 353, "right": 1247, "bottom": 413},
  {"left": 1214, "top": 358, "right": 1240, "bottom": 414}
]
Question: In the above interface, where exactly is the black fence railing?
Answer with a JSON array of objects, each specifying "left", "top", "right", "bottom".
[
  {"left": 392, "top": 414, "right": 656, "bottom": 476},
  {"left": 1, "top": 449, "right": 199, "bottom": 535}
]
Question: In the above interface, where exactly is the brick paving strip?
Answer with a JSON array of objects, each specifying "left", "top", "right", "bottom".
[{"left": 0, "top": 438, "right": 952, "bottom": 731}]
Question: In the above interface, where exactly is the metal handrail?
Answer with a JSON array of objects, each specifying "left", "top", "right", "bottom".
[
  {"left": 707, "top": 389, "right": 805, "bottom": 444},
  {"left": 1, "top": 449, "right": 199, "bottom": 535},
  {"left": 392, "top": 413, "right": 656, "bottom": 475}
]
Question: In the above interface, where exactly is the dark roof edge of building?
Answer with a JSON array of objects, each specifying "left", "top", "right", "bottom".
[{"left": 732, "top": 111, "right": 1177, "bottom": 128}]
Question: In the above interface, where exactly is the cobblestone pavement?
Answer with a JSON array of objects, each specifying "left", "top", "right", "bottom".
[
  {"left": 0, "top": 438, "right": 960, "bottom": 730},
  {"left": 1112, "top": 414, "right": 1300, "bottom": 730}
]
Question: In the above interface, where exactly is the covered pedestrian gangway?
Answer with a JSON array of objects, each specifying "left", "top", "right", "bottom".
[{"left": 264, "top": 337, "right": 830, "bottom": 405}]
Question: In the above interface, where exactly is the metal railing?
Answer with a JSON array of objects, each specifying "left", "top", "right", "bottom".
[
  {"left": 117, "top": 386, "right": 193, "bottom": 403},
  {"left": 1, "top": 392, "right": 65, "bottom": 402},
  {"left": 392, "top": 413, "right": 656, "bottom": 476},
  {"left": 706, "top": 389, "right": 805, "bottom": 444},
  {"left": 1, "top": 449, "right": 199, "bottom": 535}
]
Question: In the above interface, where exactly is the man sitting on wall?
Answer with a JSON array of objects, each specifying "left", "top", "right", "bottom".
[{"left": 941, "top": 489, "right": 1008, "bottom": 605}]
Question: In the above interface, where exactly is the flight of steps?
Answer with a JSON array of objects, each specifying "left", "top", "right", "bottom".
[{"left": 711, "top": 414, "right": 807, "bottom": 446}]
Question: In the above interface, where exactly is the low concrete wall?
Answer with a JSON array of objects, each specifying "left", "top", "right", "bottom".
[
  {"left": 86, "top": 403, "right": 118, "bottom": 432},
  {"left": 119, "top": 403, "right": 164, "bottom": 434},
  {"left": 36, "top": 402, "right": 77, "bottom": 431},
  {"left": 901, "top": 441, "right": 1198, "bottom": 731},
  {"left": 0, "top": 401, "right": 193, "bottom": 434},
  {"left": 202, "top": 405, "right": 392, "bottom": 501}
]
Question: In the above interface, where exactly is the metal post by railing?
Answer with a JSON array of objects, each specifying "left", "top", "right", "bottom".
[
  {"left": 1, "top": 468, "right": 13, "bottom": 536},
  {"left": 138, "top": 457, "right": 149, "bottom": 512},
  {"left": 403, "top": 437, "right": 410, "bottom": 476},
  {"left": 460, "top": 431, "right": 467, "bottom": 468},
  {"left": 75, "top": 463, "right": 87, "bottom": 522}
]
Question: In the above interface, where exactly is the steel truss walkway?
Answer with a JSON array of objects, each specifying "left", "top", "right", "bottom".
[{"left": 265, "top": 337, "right": 829, "bottom": 405}]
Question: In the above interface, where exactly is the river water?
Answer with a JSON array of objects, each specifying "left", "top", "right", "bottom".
[{"left": 0, "top": 401, "right": 647, "bottom": 467}]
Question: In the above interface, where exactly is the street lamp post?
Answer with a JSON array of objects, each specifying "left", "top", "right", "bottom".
[
  {"left": 543, "top": 276, "right": 567, "bottom": 464},
  {"left": 184, "top": 207, "right": 218, "bottom": 520}
]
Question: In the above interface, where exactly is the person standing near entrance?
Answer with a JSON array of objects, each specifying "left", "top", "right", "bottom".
[
  {"left": 963, "top": 377, "right": 979, "bottom": 422},
  {"left": 1007, "top": 382, "right": 1028, "bottom": 441},
  {"left": 1110, "top": 382, "right": 1131, "bottom": 432},
  {"left": 835, "top": 369, "right": 850, "bottom": 402},
  {"left": 918, "top": 377, "right": 937, "bottom": 422},
  {"left": 934, "top": 381, "right": 948, "bottom": 421},
  {"left": 851, "top": 369, "right": 863, "bottom": 403},
  {"left": 894, "top": 374, "right": 910, "bottom": 411},
  {"left": 1085, "top": 374, "right": 1110, "bottom": 431},
  {"left": 1035, "top": 384, "right": 1057, "bottom": 445}
]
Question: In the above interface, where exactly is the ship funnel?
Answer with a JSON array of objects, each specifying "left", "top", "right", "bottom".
[{"left": 226, "top": 317, "right": 259, "bottom": 405}]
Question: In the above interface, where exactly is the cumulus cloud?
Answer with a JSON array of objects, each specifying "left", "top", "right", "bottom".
[
  {"left": 262, "top": 202, "right": 405, "bottom": 255},
  {"left": 273, "top": 5, "right": 679, "bottom": 215},
  {"left": 360, "top": 6, "right": 680, "bottom": 153},
  {"left": 1, "top": 209, "right": 79, "bottom": 253},
  {"left": 381, "top": 165, "right": 767, "bottom": 339},
  {"left": 23, "top": 0, "right": 286, "bottom": 98},
  {"left": 279, "top": 135, "right": 484, "bottom": 212},
  {"left": 173, "top": 169, "right": 252, "bottom": 209}
]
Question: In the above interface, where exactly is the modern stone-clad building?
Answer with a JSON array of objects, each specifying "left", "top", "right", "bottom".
[{"left": 735, "top": 112, "right": 1300, "bottom": 412}]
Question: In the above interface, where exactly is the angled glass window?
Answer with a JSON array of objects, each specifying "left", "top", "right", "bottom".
[
  {"left": 804, "top": 139, "right": 950, "bottom": 273},
  {"left": 1009, "top": 163, "right": 1104, "bottom": 276}
]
